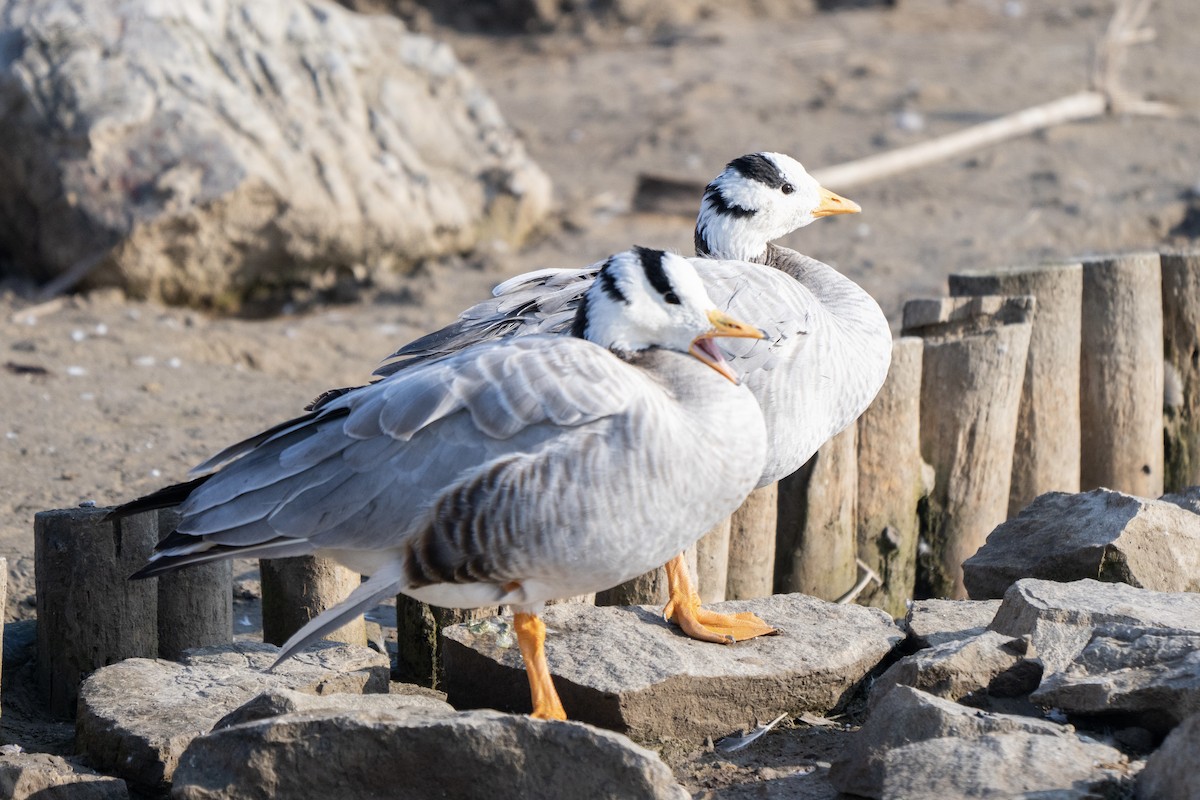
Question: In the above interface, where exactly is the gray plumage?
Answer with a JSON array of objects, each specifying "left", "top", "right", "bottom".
[
  {"left": 377, "top": 153, "right": 892, "bottom": 485},
  {"left": 122, "top": 249, "right": 767, "bottom": 663}
]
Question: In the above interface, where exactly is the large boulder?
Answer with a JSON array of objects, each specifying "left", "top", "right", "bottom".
[
  {"left": 903, "top": 598, "right": 1001, "bottom": 648},
  {"left": 0, "top": 0, "right": 551, "bottom": 306},
  {"left": 172, "top": 708, "right": 690, "bottom": 800},
  {"left": 963, "top": 489, "right": 1200, "bottom": 599},
  {"left": 75, "top": 641, "right": 389, "bottom": 793},
  {"left": 442, "top": 594, "right": 902, "bottom": 742}
]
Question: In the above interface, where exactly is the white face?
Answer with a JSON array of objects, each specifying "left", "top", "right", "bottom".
[
  {"left": 695, "top": 152, "right": 832, "bottom": 261},
  {"left": 583, "top": 248, "right": 719, "bottom": 354}
]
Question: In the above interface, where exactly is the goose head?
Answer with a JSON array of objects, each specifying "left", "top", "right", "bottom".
[
  {"left": 574, "top": 247, "right": 763, "bottom": 382},
  {"left": 694, "top": 152, "right": 860, "bottom": 263}
]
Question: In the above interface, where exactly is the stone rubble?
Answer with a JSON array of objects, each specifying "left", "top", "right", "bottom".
[
  {"left": 75, "top": 641, "right": 389, "bottom": 793},
  {"left": 963, "top": 488, "right": 1200, "bottom": 598},
  {"left": 172, "top": 708, "right": 689, "bottom": 800},
  {"left": 0, "top": 752, "right": 129, "bottom": 800},
  {"left": 441, "top": 593, "right": 903, "bottom": 741}
]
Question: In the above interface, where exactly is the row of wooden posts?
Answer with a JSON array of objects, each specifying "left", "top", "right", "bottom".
[{"left": 28, "top": 250, "right": 1200, "bottom": 709}]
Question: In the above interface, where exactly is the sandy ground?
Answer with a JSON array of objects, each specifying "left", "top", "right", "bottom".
[{"left": 1, "top": 0, "right": 1198, "bottom": 793}]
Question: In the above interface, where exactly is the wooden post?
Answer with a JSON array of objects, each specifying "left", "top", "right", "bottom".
[
  {"left": 260, "top": 556, "right": 366, "bottom": 649},
  {"left": 35, "top": 507, "right": 159, "bottom": 718},
  {"left": 1161, "top": 251, "right": 1200, "bottom": 493},
  {"left": 1079, "top": 253, "right": 1164, "bottom": 497},
  {"left": 949, "top": 263, "right": 1083, "bottom": 516},
  {"left": 155, "top": 509, "right": 232, "bottom": 660},
  {"left": 902, "top": 295, "right": 1033, "bottom": 599},
  {"left": 775, "top": 425, "right": 859, "bottom": 601},
  {"left": 0, "top": 555, "right": 6, "bottom": 715},
  {"left": 855, "top": 337, "right": 925, "bottom": 617},
  {"left": 694, "top": 517, "right": 731, "bottom": 604},
  {"left": 395, "top": 597, "right": 497, "bottom": 688},
  {"left": 725, "top": 485, "right": 778, "bottom": 600}
]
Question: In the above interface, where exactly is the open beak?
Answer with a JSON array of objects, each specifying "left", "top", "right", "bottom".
[
  {"left": 690, "top": 309, "right": 766, "bottom": 384},
  {"left": 811, "top": 186, "right": 861, "bottom": 218}
]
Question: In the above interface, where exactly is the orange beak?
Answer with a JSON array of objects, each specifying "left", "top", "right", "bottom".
[
  {"left": 690, "top": 309, "right": 766, "bottom": 384},
  {"left": 812, "top": 186, "right": 861, "bottom": 217}
]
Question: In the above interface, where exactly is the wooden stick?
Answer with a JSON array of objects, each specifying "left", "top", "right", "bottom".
[
  {"left": 156, "top": 508, "right": 233, "bottom": 660},
  {"left": 1162, "top": 252, "right": 1200, "bottom": 492},
  {"left": 903, "top": 296, "right": 1034, "bottom": 599},
  {"left": 259, "top": 556, "right": 367, "bottom": 649},
  {"left": 855, "top": 337, "right": 924, "bottom": 617},
  {"left": 775, "top": 424, "right": 858, "bottom": 601},
  {"left": 1079, "top": 253, "right": 1164, "bottom": 497},
  {"left": 35, "top": 507, "right": 159, "bottom": 718},
  {"left": 811, "top": 92, "right": 1107, "bottom": 190},
  {"left": 694, "top": 516, "right": 731, "bottom": 604},
  {"left": 725, "top": 484, "right": 778, "bottom": 600},
  {"left": 950, "top": 264, "right": 1083, "bottom": 517}
]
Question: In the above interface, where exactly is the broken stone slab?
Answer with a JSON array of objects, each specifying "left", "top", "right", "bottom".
[
  {"left": 1159, "top": 484, "right": 1200, "bottom": 514},
  {"left": 442, "top": 594, "right": 902, "bottom": 742},
  {"left": 879, "top": 732, "right": 1132, "bottom": 800},
  {"left": 76, "top": 641, "right": 388, "bottom": 793},
  {"left": 213, "top": 686, "right": 453, "bottom": 730},
  {"left": 869, "top": 630, "right": 1042, "bottom": 711},
  {"left": 172, "top": 708, "right": 689, "bottom": 800},
  {"left": 903, "top": 598, "right": 1002, "bottom": 648},
  {"left": 963, "top": 489, "right": 1200, "bottom": 599},
  {"left": 1136, "top": 711, "right": 1200, "bottom": 800},
  {"left": 1031, "top": 625, "right": 1200, "bottom": 735},
  {"left": 0, "top": 752, "right": 129, "bottom": 800},
  {"left": 829, "top": 684, "right": 1127, "bottom": 798},
  {"left": 0, "top": 0, "right": 551, "bottom": 306},
  {"left": 988, "top": 578, "right": 1200, "bottom": 675}
]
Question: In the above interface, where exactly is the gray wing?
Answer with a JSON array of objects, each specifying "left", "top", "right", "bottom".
[
  {"left": 374, "top": 263, "right": 603, "bottom": 376},
  {"left": 374, "top": 256, "right": 813, "bottom": 383},
  {"left": 159, "top": 336, "right": 640, "bottom": 564}
]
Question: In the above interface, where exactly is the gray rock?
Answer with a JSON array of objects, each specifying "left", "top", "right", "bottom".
[
  {"left": 0, "top": 0, "right": 551, "bottom": 305},
  {"left": 1137, "top": 711, "right": 1200, "bottom": 800},
  {"left": 963, "top": 489, "right": 1200, "bottom": 599},
  {"left": 989, "top": 578, "right": 1200, "bottom": 674},
  {"left": 0, "top": 752, "right": 129, "bottom": 800},
  {"left": 1032, "top": 625, "right": 1200, "bottom": 734},
  {"left": 830, "top": 685, "right": 1126, "bottom": 798},
  {"left": 904, "top": 598, "right": 1002, "bottom": 648},
  {"left": 880, "top": 732, "right": 1131, "bottom": 800},
  {"left": 212, "top": 685, "right": 452, "bottom": 730},
  {"left": 172, "top": 708, "right": 689, "bottom": 800},
  {"left": 869, "top": 630, "right": 1042, "bottom": 711},
  {"left": 442, "top": 594, "right": 902, "bottom": 741},
  {"left": 76, "top": 641, "right": 388, "bottom": 792}
]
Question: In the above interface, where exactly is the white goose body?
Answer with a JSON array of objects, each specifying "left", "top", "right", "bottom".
[
  {"left": 383, "top": 153, "right": 892, "bottom": 486},
  {"left": 117, "top": 249, "right": 767, "bottom": 669}
]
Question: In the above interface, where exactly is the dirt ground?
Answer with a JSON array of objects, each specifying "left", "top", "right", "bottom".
[{"left": 1, "top": 0, "right": 1197, "bottom": 793}]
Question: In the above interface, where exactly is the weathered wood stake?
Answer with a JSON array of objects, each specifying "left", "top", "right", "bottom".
[
  {"left": 1161, "top": 251, "right": 1200, "bottom": 492},
  {"left": 156, "top": 509, "right": 232, "bottom": 660},
  {"left": 725, "top": 485, "right": 778, "bottom": 600},
  {"left": 950, "top": 263, "right": 1083, "bottom": 516},
  {"left": 903, "top": 295, "right": 1033, "bottom": 599},
  {"left": 0, "top": 555, "right": 6, "bottom": 715},
  {"left": 35, "top": 507, "right": 159, "bottom": 718},
  {"left": 775, "top": 425, "right": 859, "bottom": 601},
  {"left": 260, "top": 556, "right": 366, "bottom": 649},
  {"left": 1079, "top": 253, "right": 1164, "bottom": 497},
  {"left": 694, "top": 517, "right": 731, "bottom": 604},
  {"left": 855, "top": 337, "right": 925, "bottom": 617}
]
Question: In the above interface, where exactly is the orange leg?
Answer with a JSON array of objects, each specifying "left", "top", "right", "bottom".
[
  {"left": 661, "top": 553, "right": 778, "bottom": 643},
  {"left": 513, "top": 612, "right": 567, "bottom": 721}
]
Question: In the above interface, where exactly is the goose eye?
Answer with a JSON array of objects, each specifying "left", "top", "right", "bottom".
[
  {"left": 781, "top": 183, "right": 795, "bottom": 195},
  {"left": 663, "top": 291, "right": 681, "bottom": 305}
]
